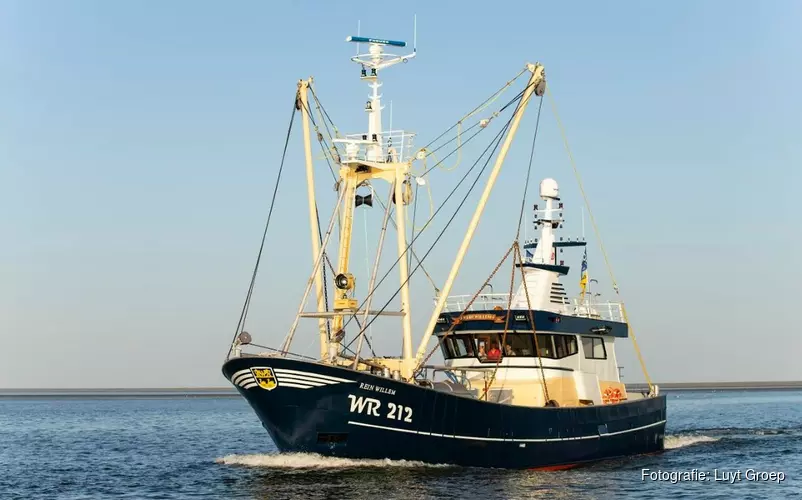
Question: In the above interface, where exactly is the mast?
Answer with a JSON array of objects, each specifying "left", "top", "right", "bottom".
[
  {"left": 319, "top": 34, "right": 416, "bottom": 365},
  {"left": 297, "top": 79, "right": 329, "bottom": 359},
  {"left": 413, "top": 63, "right": 546, "bottom": 375}
]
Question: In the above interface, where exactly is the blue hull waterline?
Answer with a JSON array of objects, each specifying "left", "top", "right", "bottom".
[{"left": 222, "top": 357, "right": 667, "bottom": 469}]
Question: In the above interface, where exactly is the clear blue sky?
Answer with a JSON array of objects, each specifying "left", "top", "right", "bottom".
[{"left": 2, "top": 1, "right": 800, "bottom": 387}]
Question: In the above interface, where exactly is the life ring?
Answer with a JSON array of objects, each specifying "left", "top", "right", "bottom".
[{"left": 602, "top": 387, "right": 622, "bottom": 404}]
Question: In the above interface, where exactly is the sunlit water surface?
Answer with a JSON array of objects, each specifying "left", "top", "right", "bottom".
[{"left": 1, "top": 390, "right": 799, "bottom": 499}]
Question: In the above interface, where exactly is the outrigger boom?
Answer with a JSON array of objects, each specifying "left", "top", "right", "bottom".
[{"left": 413, "top": 63, "right": 545, "bottom": 378}]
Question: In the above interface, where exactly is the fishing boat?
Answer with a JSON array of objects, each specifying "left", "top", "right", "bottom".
[{"left": 222, "top": 29, "right": 666, "bottom": 469}]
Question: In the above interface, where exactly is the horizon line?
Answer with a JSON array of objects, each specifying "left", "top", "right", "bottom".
[{"left": 2, "top": 380, "right": 802, "bottom": 392}]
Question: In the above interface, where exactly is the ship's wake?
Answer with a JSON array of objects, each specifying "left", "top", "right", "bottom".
[
  {"left": 664, "top": 425, "right": 801, "bottom": 450},
  {"left": 216, "top": 452, "right": 452, "bottom": 469},
  {"left": 664, "top": 434, "right": 719, "bottom": 449}
]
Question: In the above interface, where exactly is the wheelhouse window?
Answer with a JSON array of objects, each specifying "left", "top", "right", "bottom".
[
  {"left": 439, "top": 333, "right": 578, "bottom": 361},
  {"left": 554, "top": 335, "right": 578, "bottom": 359},
  {"left": 440, "top": 335, "right": 475, "bottom": 359},
  {"left": 535, "top": 333, "right": 578, "bottom": 359},
  {"left": 581, "top": 336, "right": 607, "bottom": 360}
]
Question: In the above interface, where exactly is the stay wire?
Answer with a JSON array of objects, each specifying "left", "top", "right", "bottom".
[
  {"left": 419, "top": 68, "right": 526, "bottom": 152},
  {"left": 226, "top": 101, "right": 297, "bottom": 359},
  {"left": 299, "top": 98, "right": 338, "bottom": 182},
  {"left": 314, "top": 205, "right": 333, "bottom": 343},
  {"left": 515, "top": 96, "right": 544, "bottom": 239},
  {"left": 310, "top": 85, "right": 341, "bottom": 141},
  {"left": 342, "top": 114, "right": 514, "bottom": 350},
  {"left": 417, "top": 81, "right": 533, "bottom": 179}
]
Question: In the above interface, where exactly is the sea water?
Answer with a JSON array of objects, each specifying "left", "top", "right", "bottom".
[{"left": 0, "top": 390, "right": 799, "bottom": 499}]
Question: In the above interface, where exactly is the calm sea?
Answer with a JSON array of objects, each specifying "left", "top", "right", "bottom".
[{"left": 0, "top": 390, "right": 799, "bottom": 499}]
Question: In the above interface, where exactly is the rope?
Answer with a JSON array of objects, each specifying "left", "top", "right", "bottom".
[
  {"left": 344, "top": 110, "right": 516, "bottom": 343},
  {"left": 481, "top": 100, "right": 547, "bottom": 401},
  {"left": 298, "top": 98, "right": 337, "bottom": 182},
  {"left": 247, "top": 343, "right": 318, "bottom": 361},
  {"left": 315, "top": 205, "right": 332, "bottom": 344},
  {"left": 547, "top": 87, "right": 654, "bottom": 391},
  {"left": 409, "top": 180, "right": 419, "bottom": 270},
  {"left": 226, "top": 101, "right": 297, "bottom": 359},
  {"left": 419, "top": 68, "right": 527, "bottom": 152},
  {"left": 513, "top": 242, "right": 550, "bottom": 402},
  {"left": 415, "top": 244, "right": 516, "bottom": 376},
  {"left": 516, "top": 97, "right": 544, "bottom": 239},
  {"left": 372, "top": 190, "right": 440, "bottom": 294},
  {"left": 341, "top": 112, "right": 516, "bottom": 353},
  {"left": 362, "top": 201, "right": 374, "bottom": 350},
  {"left": 480, "top": 245, "right": 516, "bottom": 401},
  {"left": 310, "top": 83, "right": 341, "bottom": 139},
  {"left": 309, "top": 82, "right": 343, "bottom": 166}
]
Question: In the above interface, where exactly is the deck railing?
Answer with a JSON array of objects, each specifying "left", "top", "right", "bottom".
[
  {"left": 440, "top": 294, "right": 625, "bottom": 322},
  {"left": 336, "top": 130, "right": 417, "bottom": 163}
]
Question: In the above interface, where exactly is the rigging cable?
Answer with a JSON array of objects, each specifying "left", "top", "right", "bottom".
[
  {"left": 547, "top": 87, "right": 654, "bottom": 391},
  {"left": 298, "top": 98, "right": 338, "bottom": 182},
  {"left": 342, "top": 109, "right": 516, "bottom": 351},
  {"left": 513, "top": 241, "right": 551, "bottom": 403},
  {"left": 410, "top": 81, "right": 545, "bottom": 376},
  {"left": 372, "top": 191, "right": 440, "bottom": 294},
  {"left": 516, "top": 97, "right": 544, "bottom": 239},
  {"left": 226, "top": 101, "right": 297, "bottom": 359},
  {"left": 406, "top": 78, "right": 545, "bottom": 372},
  {"left": 480, "top": 245, "right": 516, "bottom": 401},
  {"left": 415, "top": 243, "right": 515, "bottom": 378},
  {"left": 294, "top": 73, "right": 529, "bottom": 358},
  {"left": 298, "top": 88, "right": 377, "bottom": 356},
  {"left": 339, "top": 80, "right": 539, "bottom": 348},
  {"left": 315, "top": 205, "right": 333, "bottom": 345},
  {"left": 482, "top": 95, "right": 550, "bottom": 402},
  {"left": 419, "top": 68, "right": 526, "bottom": 152}
]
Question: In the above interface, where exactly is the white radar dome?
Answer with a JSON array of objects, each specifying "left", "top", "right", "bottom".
[{"left": 539, "top": 178, "right": 559, "bottom": 199}]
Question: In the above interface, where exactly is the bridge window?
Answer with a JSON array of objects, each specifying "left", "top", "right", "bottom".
[
  {"left": 582, "top": 336, "right": 607, "bottom": 360},
  {"left": 535, "top": 334, "right": 578, "bottom": 359},
  {"left": 441, "top": 336, "right": 475, "bottom": 359},
  {"left": 554, "top": 335, "right": 578, "bottom": 359},
  {"left": 505, "top": 333, "right": 534, "bottom": 356},
  {"left": 439, "top": 333, "right": 578, "bottom": 360}
]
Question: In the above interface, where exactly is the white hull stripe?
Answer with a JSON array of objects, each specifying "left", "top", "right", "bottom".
[
  {"left": 233, "top": 372, "right": 255, "bottom": 385},
  {"left": 347, "top": 419, "right": 666, "bottom": 443},
  {"left": 273, "top": 368, "right": 354, "bottom": 384},
  {"left": 274, "top": 375, "right": 328, "bottom": 387},
  {"left": 230, "top": 366, "right": 355, "bottom": 390},
  {"left": 231, "top": 368, "right": 252, "bottom": 380},
  {"left": 278, "top": 382, "right": 321, "bottom": 389}
]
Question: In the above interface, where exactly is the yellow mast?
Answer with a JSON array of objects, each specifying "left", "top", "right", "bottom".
[
  {"left": 394, "top": 165, "right": 414, "bottom": 370},
  {"left": 330, "top": 168, "right": 359, "bottom": 357},
  {"left": 412, "top": 63, "right": 546, "bottom": 376},
  {"left": 297, "top": 79, "right": 329, "bottom": 359}
]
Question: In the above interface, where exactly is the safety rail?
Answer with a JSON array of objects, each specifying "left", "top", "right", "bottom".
[
  {"left": 568, "top": 298, "right": 624, "bottom": 322},
  {"left": 440, "top": 294, "right": 625, "bottom": 322},
  {"left": 335, "top": 130, "right": 417, "bottom": 163},
  {"left": 442, "top": 293, "right": 511, "bottom": 312}
]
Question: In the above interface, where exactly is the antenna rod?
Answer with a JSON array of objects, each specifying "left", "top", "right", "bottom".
[
  {"left": 413, "top": 63, "right": 546, "bottom": 375},
  {"left": 413, "top": 14, "right": 417, "bottom": 52},
  {"left": 356, "top": 20, "right": 361, "bottom": 56}
]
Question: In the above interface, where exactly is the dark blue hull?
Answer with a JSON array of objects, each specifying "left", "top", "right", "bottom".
[{"left": 222, "top": 357, "right": 666, "bottom": 469}]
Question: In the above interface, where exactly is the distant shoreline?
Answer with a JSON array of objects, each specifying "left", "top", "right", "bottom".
[{"left": 1, "top": 381, "right": 801, "bottom": 399}]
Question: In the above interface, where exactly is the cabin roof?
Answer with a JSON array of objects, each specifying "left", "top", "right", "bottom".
[{"left": 434, "top": 309, "right": 629, "bottom": 338}]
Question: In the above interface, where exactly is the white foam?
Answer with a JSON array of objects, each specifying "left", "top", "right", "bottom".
[
  {"left": 664, "top": 434, "right": 719, "bottom": 450},
  {"left": 215, "top": 452, "right": 451, "bottom": 469}
]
